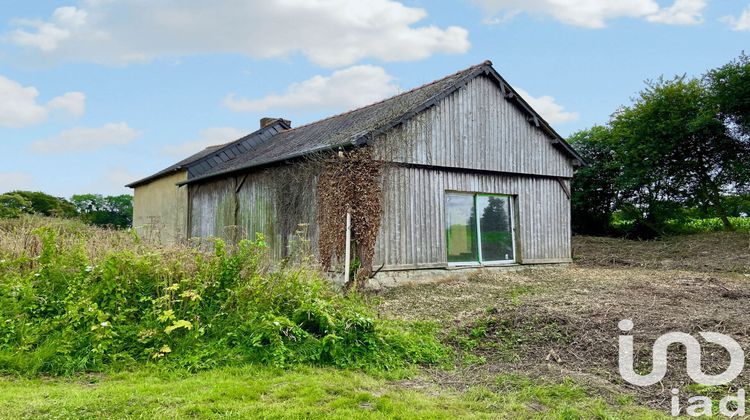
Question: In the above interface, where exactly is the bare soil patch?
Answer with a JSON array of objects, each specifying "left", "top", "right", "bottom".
[{"left": 375, "top": 234, "right": 750, "bottom": 411}]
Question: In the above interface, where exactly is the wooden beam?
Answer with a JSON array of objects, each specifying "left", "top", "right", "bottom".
[
  {"left": 556, "top": 177, "right": 571, "bottom": 200},
  {"left": 235, "top": 174, "right": 248, "bottom": 193}
]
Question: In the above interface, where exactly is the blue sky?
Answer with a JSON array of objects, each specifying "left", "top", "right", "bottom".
[{"left": 0, "top": 0, "right": 748, "bottom": 197}]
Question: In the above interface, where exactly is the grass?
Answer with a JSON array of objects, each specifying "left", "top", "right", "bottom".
[
  {"left": 0, "top": 366, "right": 664, "bottom": 419},
  {"left": 4, "top": 216, "right": 737, "bottom": 418}
]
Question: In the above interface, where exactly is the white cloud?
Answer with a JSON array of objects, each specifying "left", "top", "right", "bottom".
[
  {"left": 473, "top": 0, "right": 706, "bottom": 28},
  {"left": 162, "top": 127, "right": 247, "bottom": 157},
  {"left": 224, "top": 65, "right": 401, "bottom": 113},
  {"left": 6, "top": 0, "right": 470, "bottom": 67},
  {"left": 0, "top": 75, "right": 48, "bottom": 127},
  {"left": 647, "top": 0, "right": 705, "bottom": 25},
  {"left": 0, "top": 172, "right": 36, "bottom": 193},
  {"left": 515, "top": 88, "right": 579, "bottom": 124},
  {"left": 47, "top": 91, "right": 86, "bottom": 117},
  {"left": 721, "top": 5, "right": 750, "bottom": 31},
  {"left": 31, "top": 122, "right": 141, "bottom": 154},
  {"left": 0, "top": 74, "right": 85, "bottom": 127},
  {"left": 10, "top": 6, "right": 88, "bottom": 51}
]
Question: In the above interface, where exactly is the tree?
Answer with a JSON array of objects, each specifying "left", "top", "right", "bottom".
[
  {"left": 705, "top": 52, "right": 750, "bottom": 140},
  {"left": 0, "top": 193, "right": 32, "bottom": 219},
  {"left": 104, "top": 195, "right": 134, "bottom": 228},
  {"left": 569, "top": 53, "right": 750, "bottom": 237},
  {"left": 71, "top": 194, "right": 133, "bottom": 229},
  {"left": 7, "top": 191, "right": 77, "bottom": 218},
  {"left": 568, "top": 126, "right": 620, "bottom": 235},
  {"left": 610, "top": 76, "right": 749, "bottom": 233}
]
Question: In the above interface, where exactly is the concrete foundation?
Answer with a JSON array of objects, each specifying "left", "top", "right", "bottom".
[{"left": 328, "top": 263, "right": 570, "bottom": 290}]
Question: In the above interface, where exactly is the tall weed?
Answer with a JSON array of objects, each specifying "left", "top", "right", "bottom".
[{"left": 0, "top": 217, "right": 446, "bottom": 375}]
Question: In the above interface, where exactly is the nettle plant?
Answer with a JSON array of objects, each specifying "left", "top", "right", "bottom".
[{"left": 0, "top": 221, "right": 445, "bottom": 375}]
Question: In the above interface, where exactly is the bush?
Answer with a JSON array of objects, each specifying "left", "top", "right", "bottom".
[
  {"left": 0, "top": 217, "right": 446, "bottom": 375},
  {"left": 664, "top": 217, "right": 750, "bottom": 234},
  {"left": 611, "top": 216, "right": 750, "bottom": 236}
]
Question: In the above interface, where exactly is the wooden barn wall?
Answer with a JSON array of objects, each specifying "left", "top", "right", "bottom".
[
  {"left": 375, "top": 75, "right": 574, "bottom": 179},
  {"left": 189, "top": 177, "right": 236, "bottom": 241},
  {"left": 189, "top": 167, "right": 319, "bottom": 260},
  {"left": 373, "top": 165, "right": 571, "bottom": 270},
  {"left": 188, "top": 73, "right": 576, "bottom": 269},
  {"left": 236, "top": 169, "right": 319, "bottom": 260}
]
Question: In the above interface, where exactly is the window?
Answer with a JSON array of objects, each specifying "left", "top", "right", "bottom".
[{"left": 446, "top": 192, "right": 515, "bottom": 264}]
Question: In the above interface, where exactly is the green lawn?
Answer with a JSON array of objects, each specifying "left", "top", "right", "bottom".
[{"left": 0, "top": 367, "right": 665, "bottom": 419}]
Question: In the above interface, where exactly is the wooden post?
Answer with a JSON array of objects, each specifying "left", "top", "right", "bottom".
[{"left": 344, "top": 210, "right": 352, "bottom": 286}]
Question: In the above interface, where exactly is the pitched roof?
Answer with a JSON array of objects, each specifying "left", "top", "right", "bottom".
[
  {"left": 128, "top": 60, "right": 585, "bottom": 188},
  {"left": 125, "top": 119, "right": 290, "bottom": 188},
  {"left": 124, "top": 145, "right": 223, "bottom": 188},
  {"left": 180, "top": 63, "right": 490, "bottom": 184}
]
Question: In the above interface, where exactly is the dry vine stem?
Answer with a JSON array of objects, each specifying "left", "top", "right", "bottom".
[{"left": 317, "top": 147, "right": 383, "bottom": 291}]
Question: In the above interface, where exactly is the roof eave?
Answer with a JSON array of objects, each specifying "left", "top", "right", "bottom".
[
  {"left": 125, "top": 167, "right": 185, "bottom": 188},
  {"left": 176, "top": 140, "right": 356, "bottom": 186}
]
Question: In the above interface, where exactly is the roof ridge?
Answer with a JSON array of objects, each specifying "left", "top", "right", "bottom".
[{"left": 282, "top": 60, "right": 491, "bottom": 134}]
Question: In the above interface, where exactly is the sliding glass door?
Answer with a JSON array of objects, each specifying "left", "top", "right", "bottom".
[
  {"left": 446, "top": 192, "right": 515, "bottom": 265},
  {"left": 445, "top": 193, "right": 478, "bottom": 263}
]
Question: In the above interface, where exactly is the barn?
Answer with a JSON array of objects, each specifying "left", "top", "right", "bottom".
[{"left": 127, "top": 60, "right": 584, "bottom": 285}]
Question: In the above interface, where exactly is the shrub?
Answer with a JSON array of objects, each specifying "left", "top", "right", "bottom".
[
  {"left": 664, "top": 217, "right": 750, "bottom": 234},
  {"left": 0, "top": 217, "right": 446, "bottom": 375},
  {"left": 610, "top": 216, "right": 750, "bottom": 237}
]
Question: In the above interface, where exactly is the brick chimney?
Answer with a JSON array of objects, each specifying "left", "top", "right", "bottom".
[{"left": 260, "top": 117, "right": 292, "bottom": 129}]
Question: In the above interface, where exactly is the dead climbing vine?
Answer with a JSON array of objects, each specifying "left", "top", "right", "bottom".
[{"left": 317, "top": 147, "right": 383, "bottom": 291}]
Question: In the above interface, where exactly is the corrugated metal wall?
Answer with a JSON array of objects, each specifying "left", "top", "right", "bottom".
[
  {"left": 374, "top": 166, "right": 571, "bottom": 269},
  {"left": 375, "top": 75, "right": 574, "bottom": 179}
]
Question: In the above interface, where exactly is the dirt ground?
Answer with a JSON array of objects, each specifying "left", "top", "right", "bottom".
[{"left": 375, "top": 232, "right": 750, "bottom": 411}]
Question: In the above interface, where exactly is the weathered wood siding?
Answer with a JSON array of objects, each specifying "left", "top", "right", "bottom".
[
  {"left": 189, "top": 167, "right": 319, "bottom": 260},
  {"left": 188, "top": 73, "right": 575, "bottom": 270},
  {"left": 374, "top": 165, "right": 571, "bottom": 269},
  {"left": 189, "top": 177, "right": 236, "bottom": 241},
  {"left": 375, "top": 75, "right": 574, "bottom": 178},
  {"left": 236, "top": 169, "right": 319, "bottom": 260}
]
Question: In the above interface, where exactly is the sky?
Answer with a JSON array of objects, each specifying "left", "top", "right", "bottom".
[{"left": 0, "top": 0, "right": 748, "bottom": 197}]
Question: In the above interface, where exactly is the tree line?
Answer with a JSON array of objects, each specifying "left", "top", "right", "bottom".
[
  {"left": 0, "top": 191, "right": 133, "bottom": 229},
  {"left": 570, "top": 53, "right": 750, "bottom": 238}
]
